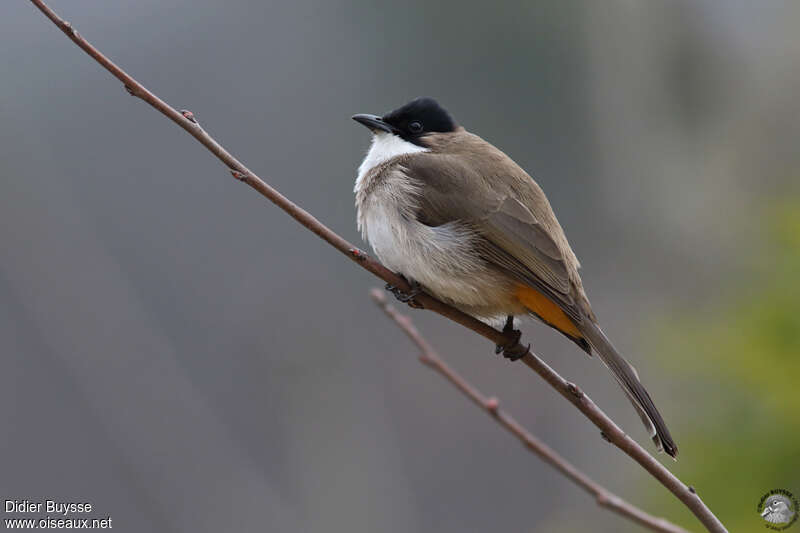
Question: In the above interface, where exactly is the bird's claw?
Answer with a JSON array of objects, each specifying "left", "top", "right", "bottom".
[
  {"left": 495, "top": 331, "right": 528, "bottom": 360},
  {"left": 385, "top": 279, "right": 424, "bottom": 309},
  {"left": 495, "top": 316, "right": 528, "bottom": 361}
]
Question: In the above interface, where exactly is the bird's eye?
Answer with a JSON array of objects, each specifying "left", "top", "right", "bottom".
[{"left": 408, "top": 121, "right": 423, "bottom": 133}]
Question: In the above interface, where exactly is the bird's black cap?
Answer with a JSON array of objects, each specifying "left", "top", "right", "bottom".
[{"left": 353, "top": 97, "right": 457, "bottom": 145}]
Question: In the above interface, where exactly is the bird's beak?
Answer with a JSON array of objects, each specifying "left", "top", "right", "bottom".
[
  {"left": 352, "top": 114, "right": 395, "bottom": 134},
  {"left": 761, "top": 509, "right": 771, "bottom": 518}
]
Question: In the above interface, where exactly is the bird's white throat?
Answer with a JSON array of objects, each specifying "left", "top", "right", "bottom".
[{"left": 355, "top": 132, "right": 428, "bottom": 192}]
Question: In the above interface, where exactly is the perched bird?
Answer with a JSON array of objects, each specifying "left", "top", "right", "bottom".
[{"left": 352, "top": 97, "right": 677, "bottom": 457}]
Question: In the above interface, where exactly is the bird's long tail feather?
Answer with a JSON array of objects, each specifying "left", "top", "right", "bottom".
[{"left": 577, "top": 320, "right": 678, "bottom": 458}]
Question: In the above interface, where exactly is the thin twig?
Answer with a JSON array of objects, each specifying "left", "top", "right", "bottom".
[
  {"left": 28, "top": 2, "right": 726, "bottom": 531},
  {"left": 371, "top": 289, "right": 688, "bottom": 533}
]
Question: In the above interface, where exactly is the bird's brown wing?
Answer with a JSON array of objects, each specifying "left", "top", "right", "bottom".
[{"left": 404, "top": 151, "right": 584, "bottom": 323}]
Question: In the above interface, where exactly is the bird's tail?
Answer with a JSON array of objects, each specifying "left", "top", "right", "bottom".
[{"left": 577, "top": 320, "right": 678, "bottom": 458}]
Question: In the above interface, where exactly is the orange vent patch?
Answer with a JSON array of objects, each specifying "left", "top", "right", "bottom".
[{"left": 514, "top": 284, "right": 582, "bottom": 339}]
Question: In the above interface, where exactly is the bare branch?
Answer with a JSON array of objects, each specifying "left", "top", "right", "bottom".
[
  {"left": 371, "top": 289, "right": 688, "bottom": 533},
  {"left": 28, "top": 2, "right": 726, "bottom": 531}
]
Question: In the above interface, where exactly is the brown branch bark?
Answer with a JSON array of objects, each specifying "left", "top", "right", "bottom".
[
  {"left": 28, "top": 1, "right": 726, "bottom": 532},
  {"left": 371, "top": 289, "right": 689, "bottom": 533}
]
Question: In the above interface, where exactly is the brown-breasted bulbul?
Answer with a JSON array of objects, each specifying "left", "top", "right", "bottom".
[{"left": 352, "top": 97, "right": 677, "bottom": 457}]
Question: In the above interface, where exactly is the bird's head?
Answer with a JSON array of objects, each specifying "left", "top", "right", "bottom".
[
  {"left": 352, "top": 97, "right": 457, "bottom": 148},
  {"left": 762, "top": 498, "right": 794, "bottom": 523}
]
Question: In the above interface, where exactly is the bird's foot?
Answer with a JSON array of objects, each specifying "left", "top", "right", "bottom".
[
  {"left": 495, "top": 315, "right": 529, "bottom": 361},
  {"left": 385, "top": 277, "right": 424, "bottom": 309}
]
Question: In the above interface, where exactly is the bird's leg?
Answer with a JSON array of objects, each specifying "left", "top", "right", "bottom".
[
  {"left": 495, "top": 315, "right": 529, "bottom": 361},
  {"left": 494, "top": 315, "right": 518, "bottom": 354},
  {"left": 385, "top": 275, "right": 424, "bottom": 309}
]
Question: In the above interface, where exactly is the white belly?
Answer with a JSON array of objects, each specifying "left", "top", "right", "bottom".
[{"left": 362, "top": 200, "right": 512, "bottom": 315}]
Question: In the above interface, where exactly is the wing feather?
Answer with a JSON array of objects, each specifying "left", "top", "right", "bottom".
[{"left": 406, "top": 153, "right": 582, "bottom": 321}]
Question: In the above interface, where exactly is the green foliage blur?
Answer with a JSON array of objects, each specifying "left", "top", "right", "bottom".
[{"left": 647, "top": 201, "right": 800, "bottom": 531}]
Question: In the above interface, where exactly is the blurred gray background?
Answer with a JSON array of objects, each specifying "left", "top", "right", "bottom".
[{"left": 2, "top": 1, "right": 799, "bottom": 532}]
